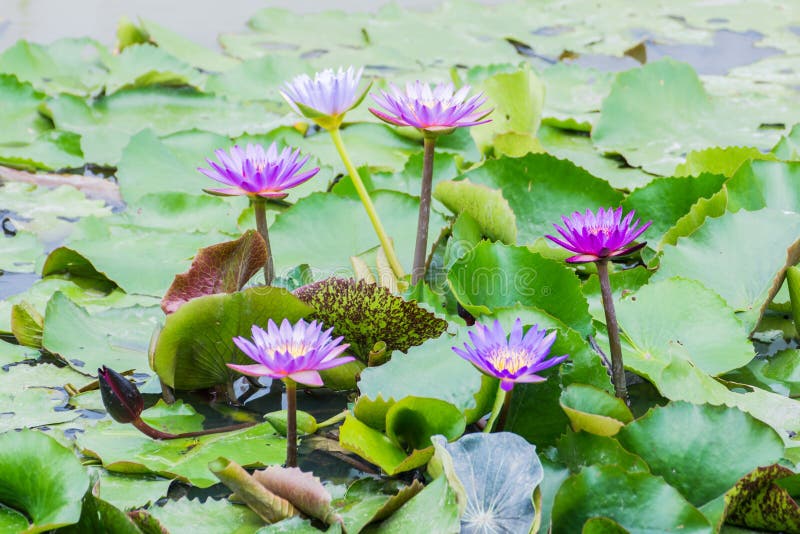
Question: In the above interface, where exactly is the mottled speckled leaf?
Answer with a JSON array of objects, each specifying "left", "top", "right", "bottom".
[
  {"left": 293, "top": 278, "right": 447, "bottom": 361},
  {"left": 161, "top": 230, "right": 267, "bottom": 313},
  {"left": 431, "top": 432, "right": 543, "bottom": 534},
  {"left": 725, "top": 464, "right": 800, "bottom": 532}
]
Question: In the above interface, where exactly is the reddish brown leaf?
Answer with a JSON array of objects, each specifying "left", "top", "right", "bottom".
[
  {"left": 161, "top": 231, "right": 267, "bottom": 314},
  {"left": 253, "top": 466, "right": 341, "bottom": 525}
]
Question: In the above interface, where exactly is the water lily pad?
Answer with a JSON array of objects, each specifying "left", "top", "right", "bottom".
[
  {"left": 725, "top": 464, "right": 800, "bottom": 532},
  {"left": 88, "top": 467, "right": 172, "bottom": 511},
  {"left": 139, "top": 18, "right": 239, "bottom": 72},
  {"left": 559, "top": 384, "right": 633, "bottom": 437},
  {"left": 0, "top": 74, "right": 48, "bottom": 145},
  {"left": 551, "top": 465, "right": 713, "bottom": 534},
  {"left": 148, "top": 497, "right": 264, "bottom": 534},
  {"left": 727, "top": 159, "right": 800, "bottom": 213},
  {"left": 42, "top": 292, "right": 162, "bottom": 375},
  {"left": 452, "top": 153, "right": 623, "bottom": 245},
  {"left": 373, "top": 476, "right": 459, "bottom": 533},
  {"left": 338, "top": 415, "right": 433, "bottom": 476},
  {"left": 654, "top": 208, "right": 800, "bottom": 332},
  {"left": 618, "top": 402, "right": 785, "bottom": 508},
  {"left": 78, "top": 417, "right": 285, "bottom": 488},
  {"left": 0, "top": 363, "right": 85, "bottom": 432},
  {"left": 0, "top": 429, "right": 89, "bottom": 533},
  {"left": 152, "top": 286, "right": 313, "bottom": 390},
  {"left": 674, "top": 146, "right": 773, "bottom": 177},
  {"left": 103, "top": 43, "right": 204, "bottom": 94},
  {"left": 385, "top": 397, "right": 465, "bottom": 452},
  {"left": 448, "top": 241, "right": 593, "bottom": 336},
  {"left": 774, "top": 123, "right": 800, "bottom": 161},
  {"left": 59, "top": 493, "right": 142, "bottom": 534},
  {"left": 205, "top": 55, "right": 313, "bottom": 102},
  {"left": 162, "top": 230, "right": 267, "bottom": 313},
  {"left": 0, "top": 339, "right": 38, "bottom": 365},
  {"left": 593, "top": 59, "right": 783, "bottom": 175},
  {"left": 355, "top": 328, "right": 495, "bottom": 429},
  {"left": 431, "top": 432, "right": 543, "bottom": 534},
  {"left": 294, "top": 278, "right": 447, "bottom": 361},
  {"left": 555, "top": 431, "right": 648, "bottom": 475},
  {"left": 433, "top": 179, "right": 517, "bottom": 244}
]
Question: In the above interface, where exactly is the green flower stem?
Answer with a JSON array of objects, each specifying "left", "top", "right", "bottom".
[
  {"left": 285, "top": 378, "right": 298, "bottom": 467},
  {"left": 484, "top": 383, "right": 513, "bottom": 433},
  {"left": 412, "top": 136, "right": 437, "bottom": 285},
  {"left": 131, "top": 417, "right": 256, "bottom": 440},
  {"left": 329, "top": 127, "right": 405, "bottom": 279},
  {"left": 596, "top": 259, "right": 629, "bottom": 403},
  {"left": 252, "top": 196, "right": 274, "bottom": 285}
]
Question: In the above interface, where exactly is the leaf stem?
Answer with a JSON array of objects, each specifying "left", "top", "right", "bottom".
[
  {"left": 316, "top": 409, "right": 348, "bottom": 429},
  {"left": 131, "top": 417, "right": 256, "bottom": 440},
  {"left": 285, "top": 378, "right": 298, "bottom": 467},
  {"left": 253, "top": 196, "right": 274, "bottom": 285},
  {"left": 412, "top": 136, "right": 436, "bottom": 284},
  {"left": 596, "top": 260, "right": 629, "bottom": 403},
  {"left": 329, "top": 127, "right": 405, "bottom": 279}
]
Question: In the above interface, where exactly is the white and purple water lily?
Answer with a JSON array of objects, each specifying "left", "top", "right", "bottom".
[
  {"left": 198, "top": 142, "right": 319, "bottom": 199},
  {"left": 228, "top": 319, "right": 354, "bottom": 387},
  {"left": 546, "top": 207, "right": 651, "bottom": 263},
  {"left": 453, "top": 319, "right": 568, "bottom": 391},
  {"left": 369, "top": 81, "right": 492, "bottom": 135},
  {"left": 281, "top": 66, "right": 368, "bottom": 127}
]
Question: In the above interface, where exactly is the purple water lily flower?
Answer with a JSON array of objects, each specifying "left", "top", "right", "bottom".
[
  {"left": 198, "top": 142, "right": 319, "bottom": 199},
  {"left": 228, "top": 319, "right": 354, "bottom": 387},
  {"left": 369, "top": 81, "right": 492, "bottom": 135},
  {"left": 545, "top": 207, "right": 651, "bottom": 263},
  {"left": 281, "top": 66, "right": 368, "bottom": 125},
  {"left": 453, "top": 319, "right": 568, "bottom": 391}
]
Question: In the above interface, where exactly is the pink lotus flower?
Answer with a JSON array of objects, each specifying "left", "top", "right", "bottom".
[
  {"left": 453, "top": 319, "right": 568, "bottom": 392},
  {"left": 369, "top": 81, "right": 492, "bottom": 135},
  {"left": 546, "top": 207, "right": 651, "bottom": 263},
  {"left": 228, "top": 319, "right": 354, "bottom": 387},
  {"left": 198, "top": 143, "right": 319, "bottom": 199}
]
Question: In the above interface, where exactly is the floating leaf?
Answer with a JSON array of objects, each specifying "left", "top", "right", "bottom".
[
  {"left": 294, "top": 278, "right": 447, "bottom": 361},
  {"left": 551, "top": 465, "right": 713, "bottom": 533},
  {"left": 617, "top": 402, "right": 785, "bottom": 508},
  {"left": 374, "top": 476, "right": 459, "bottom": 533},
  {"left": 0, "top": 363, "right": 84, "bottom": 432},
  {"left": 152, "top": 286, "right": 313, "bottom": 390},
  {"left": 162, "top": 230, "right": 267, "bottom": 313},
  {"left": 727, "top": 159, "right": 800, "bottom": 213},
  {"left": 654, "top": 208, "right": 800, "bottom": 332},
  {"left": 0, "top": 429, "right": 89, "bottom": 533},
  {"left": 433, "top": 179, "right": 517, "bottom": 244},
  {"left": 431, "top": 432, "right": 543, "bottom": 534},
  {"left": 674, "top": 146, "right": 773, "bottom": 177},
  {"left": 725, "top": 464, "right": 800, "bottom": 532},
  {"left": 385, "top": 397, "right": 466, "bottom": 451},
  {"left": 339, "top": 415, "right": 432, "bottom": 476},
  {"left": 147, "top": 497, "right": 264, "bottom": 534},
  {"left": 559, "top": 384, "right": 633, "bottom": 437},
  {"left": 447, "top": 241, "right": 593, "bottom": 336},
  {"left": 59, "top": 493, "right": 142, "bottom": 534},
  {"left": 555, "top": 431, "right": 648, "bottom": 475}
]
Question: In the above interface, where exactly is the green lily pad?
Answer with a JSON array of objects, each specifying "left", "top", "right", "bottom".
[
  {"left": 162, "top": 230, "right": 267, "bottom": 313},
  {"left": 118, "top": 192, "right": 247, "bottom": 235},
  {"left": 0, "top": 429, "right": 89, "bottom": 533},
  {"left": 430, "top": 432, "right": 543, "bottom": 534},
  {"left": 448, "top": 241, "right": 593, "bottom": 336},
  {"left": 78, "top": 417, "right": 285, "bottom": 488},
  {"left": 373, "top": 476, "right": 459, "bottom": 533},
  {"left": 581, "top": 266, "right": 651, "bottom": 322},
  {"left": 0, "top": 232, "right": 41, "bottom": 273},
  {"left": 774, "top": 123, "right": 800, "bottom": 161},
  {"left": 559, "top": 384, "right": 633, "bottom": 437},
  {"left": 616, "top": 277, "right": 754, "bottom": 377},
  {"left": 152, "top": 286, "right": 314, "bottom": 390},
  {"left": 621, "top": 173, "right": 726, "bottom": 243},
  {"left": 269, "top": 191, "right": 447, "bottom": 278},
  {"left": 205, "top": 55, "right": 313, "bottom": 102},
  {"left": 550, "top": 465, "right": 713, "bottom": 534},
  {"left": 452, "top": 153, "right": 623, "bottom": 245},
  {"left": 88, "top": 467, "right": 172, "bottom": 511},
  {"left": 653, "top": 208, "right": 800, "bottom": 332},
  {"left": 0, "top": 129, "right": 84, "bottom": 171},
  {"left": 42, "top": 217, "right": 232, "bottom": 297},
  {"left": 727, "top": 159, "right": 800, "bottom": 213},
  {"left": 674, "top": 146, "right": 773, "bottom": 177},
  {"left": 0, "top": 38, "right": 110, "bottom": 96},
  {"left": 593, "top": 59, "right": 783, "bottom": 175},
  {"left": 0, "top": 339, "right": 38, "bottom": 365},
  {"left": 385, "top": 397, "right": 465, "bottom": 452},
  {"left": 103, "top": 43, "right": 204, "bottom": 94},
  {"left": 0, "top": 74, "right": 48, "bottom": 145},
  {"left": 0, "top": 363, "right": 85, "bottom": 432},
  {"left": 539, "top": 63, "right": 614, "bottom": 132},
  {"left": 555, "top": 431, "right": 648, "bottom": 475},
  {"left": 468, "top": 64, "right": 544, "bottom": 155},
  {"left": 59, "top": 493, "right": 142, "bottom": 534},
  {"left": 293, "top": 278, "right": 447, "bottom": 361},
  {"left": 617, "top": 402, "right": 785, "bottom": 507},
  {"left": 433, "top": 179, "right": 517, "bottom": 244},
  {"left": 332, "top": 478, "right": 423, "bottom": 534},
  {"left": 148, "top": 497, "right": 264, "bottom": 534},
  {"left": 338, "top": 415, "right": 433, "bottom": 476},
  {"left": 139, "top": 18, "right": 240, "bottom": 72},
  {"left": 355, "top": 328, "right": 495, "bottom": 429}
]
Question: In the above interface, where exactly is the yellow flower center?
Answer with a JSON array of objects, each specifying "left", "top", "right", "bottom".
[
  {"left": 487, "top": 347, "right": 530, "bottom": 374},
  {"left": 587, "top": 225, "right": 611, "bottom": 236},
  {"left": 273, "top": 342, "right": 311, "bottom": 358}
]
